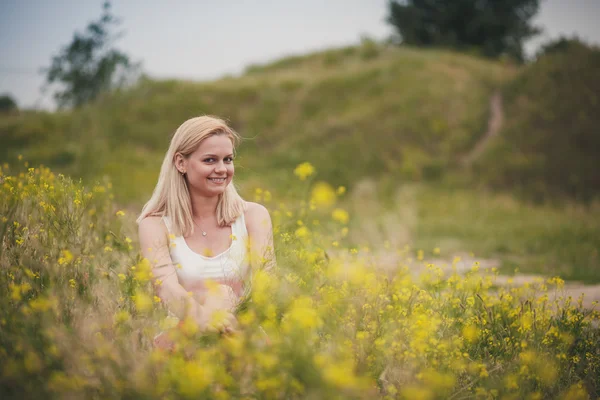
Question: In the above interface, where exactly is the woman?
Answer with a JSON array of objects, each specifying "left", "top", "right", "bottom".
[{"left": 137, "top": 116, "right": 274, "bottom": 346}]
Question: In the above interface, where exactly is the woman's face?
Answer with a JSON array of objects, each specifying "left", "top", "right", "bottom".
[{"left": 179, "top": 134, "right": 234, "bottom": 197}]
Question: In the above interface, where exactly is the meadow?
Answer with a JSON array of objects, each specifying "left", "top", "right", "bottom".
[
  {"left": 1, "top": 41, "right": 600, "bottom": 398},
  {"left": 1, "top": 162, "right": 598, "bottom": 399}
]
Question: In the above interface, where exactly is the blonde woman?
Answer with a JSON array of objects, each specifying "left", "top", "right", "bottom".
[{"left": 137, "top": 116, "right": 274, "bottom": 347}]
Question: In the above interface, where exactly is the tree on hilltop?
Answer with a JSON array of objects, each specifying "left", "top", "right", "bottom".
[
  {"left": 43, "top": 1, "right": 140, "bottom": 108},
  {"left": 536, "top": 35, "right": 593, "bottom": 59},
  {"left": 387, "top": 0, "right": 541, "bottom": 62},
  {"left": 0, "top": 94, "right": 18, "bottom": 113}
]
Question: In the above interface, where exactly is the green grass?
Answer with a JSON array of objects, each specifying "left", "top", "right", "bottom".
[
  {"left": 0, "top": 44, "right": 514, "bottom": 204},
  {"left": 475, "top": 43, "right": 600, "bottom": 203},
  {"left": 2, "top": 43, "right": 597, "bottom": 283},
  {"left": 406, "top": 184, "right": 600, "bottom": 282}
]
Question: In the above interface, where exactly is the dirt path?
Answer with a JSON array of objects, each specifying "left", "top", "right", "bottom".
[
  {"left": 461, "top": 91, "right": 504, "bottom": 167},
  {"left": 348, "top": 180, "right": 600, "bottom": 310}
]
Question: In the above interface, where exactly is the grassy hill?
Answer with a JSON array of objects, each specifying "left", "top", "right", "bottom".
[
  {"left": 0, "top": 43, "right": 514, "bottom": 202},
  {"left": 2, "top": 42, "right": 599, "bottom": 282},
  {"left": 474, "top": 43, "right": 600, "bottom": 203}
]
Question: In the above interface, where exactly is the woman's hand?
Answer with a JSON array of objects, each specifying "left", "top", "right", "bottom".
[{"left": 194, "top": 284, "right": 239, "bottom": 333}]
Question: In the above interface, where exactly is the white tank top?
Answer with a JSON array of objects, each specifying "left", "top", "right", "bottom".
[{"left": 162, "top": 214, "right": 250, "bottom": 289}]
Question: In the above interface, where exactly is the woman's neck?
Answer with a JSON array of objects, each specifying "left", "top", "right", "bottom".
[{"left": 190, "top": 194, "right": 219, "bottom": 220}]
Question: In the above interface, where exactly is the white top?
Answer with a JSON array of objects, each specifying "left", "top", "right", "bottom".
[{"left": 162, "top": 213, "right": 250, "bottom": 290}]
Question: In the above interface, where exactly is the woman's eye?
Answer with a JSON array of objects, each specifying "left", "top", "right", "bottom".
[
  {"left": 204, "top": 158, "right": 215, "bottom": 163},
  {"left": 225, "top": 157, "right": 234, "bottom": 163}
]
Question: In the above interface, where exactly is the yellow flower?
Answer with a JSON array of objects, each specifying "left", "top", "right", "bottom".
[
  {"left": 263, "top": 190, "right": 272, "bottom": 202},
  {"left": 463, "top": 324, "right": 479, "bottom": 343},
  {"left": 295, "top": 226, "right": 309, "bottom": 238},
  {"left": 331, "top": 208, "right": 349, "bottom": 224},
  {"left": 58, "top": 250, "right": 74, "bottom": 265},
  {"left": 134, "top": 258, "right": 153, "bottom": 282},
  {"left": 24, "top": 351, "right": 42, "bottom": 373},
  {"left": 113, "top": 310, "right": 130, "bottom": 325},
  {"left": 29, "top": 297, "right": 53, "bottom": 312},
  {"left": 283, "top": 296, "right": 322, "bottom": 331},
  {"left": 293, "top": 162, "right": 315, "bottom": 180},
  {"left": 115, "top": 210, "right": 125, "bottom": 217},
  {"left": 322, "top": 361, "right": 362, "bottom": 390},
  {"left": 133, "top": 292, "right": 153, "bottom": 313},
  {"left": 310, "top": 181, "right": 336, "bottom": 208}
]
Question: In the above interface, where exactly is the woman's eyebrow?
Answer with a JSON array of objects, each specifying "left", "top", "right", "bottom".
[{"left": 202, "top": 153, "right": 234, "bottom": 157}]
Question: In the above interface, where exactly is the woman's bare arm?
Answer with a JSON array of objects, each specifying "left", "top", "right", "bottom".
[
  {"left": 138, "top": 216, "right": 203, "bottom": 321},
  {"left": 245, "top": 202, "right": 276, "bottom": 272},
  {"left": 139, "top": 216, "right": 238, "bottom": 332}
]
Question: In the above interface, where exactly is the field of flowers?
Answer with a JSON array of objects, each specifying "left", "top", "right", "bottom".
[{"left": 1, "top": 161, "right": 599, "bottom": 399}]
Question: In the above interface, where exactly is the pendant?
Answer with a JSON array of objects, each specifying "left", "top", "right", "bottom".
[{"left": 202, "top": 231, "right": 207, "bottom": 236}]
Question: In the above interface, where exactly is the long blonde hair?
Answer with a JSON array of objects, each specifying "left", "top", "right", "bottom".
[{"left": 137, "top": 116, "right": 246, "bottom": 236}]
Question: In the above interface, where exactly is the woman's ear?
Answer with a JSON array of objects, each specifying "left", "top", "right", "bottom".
[{"left": 174, "top": 152, "right": 186, "bottom": 174}]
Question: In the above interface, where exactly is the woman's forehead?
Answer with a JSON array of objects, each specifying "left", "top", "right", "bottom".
[{"left": 195, "top": 135, "right": 233, "bottom": 154}]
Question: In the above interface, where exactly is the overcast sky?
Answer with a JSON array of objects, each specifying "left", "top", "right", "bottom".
[{"left": 1, "top": 0, "right": 599, "bottom": 109}]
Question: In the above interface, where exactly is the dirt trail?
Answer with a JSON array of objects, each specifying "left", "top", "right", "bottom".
[
  {"left": 346, "top": 90, "right": 600, "bottom": 309},
  {"left": 349, "top": 179, "right": 600, "bottom": 310},
  {"left": 461, "top": 91, "right": 504, "bottom": 167},
  {"left": 420, "top": 255, "right": 600, "bottom": 309}
]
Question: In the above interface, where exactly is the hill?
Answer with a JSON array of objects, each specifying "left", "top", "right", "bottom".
[
  {"left": 0, "top": 43, "right": 514, "bottom": 202},
  {"left": 474, "top": 42, "right": 600, "bottom": 203}
]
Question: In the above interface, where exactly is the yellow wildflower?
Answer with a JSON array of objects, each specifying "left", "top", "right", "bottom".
[
  {"left": 133, "top": 292, "right": 153, "bottom": 313},
  {"left": 295, "top": 226, "right": 309, "bottom": 238},
  {"left": 331, "top": 208, "right": 349, "bottom": 224},
  {"left": 293, "top": 162, "right": 315, "bottom": 180},
  {"left": 58, "top": 250, "right": 74, "bottom": 265},
  {"left": 310, "top": 181, "right": 336, "bottom": 208}
]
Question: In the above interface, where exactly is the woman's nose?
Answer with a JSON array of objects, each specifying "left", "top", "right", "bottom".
[{"left": 215, "top": 161, "right": 227, "bottom": 173}]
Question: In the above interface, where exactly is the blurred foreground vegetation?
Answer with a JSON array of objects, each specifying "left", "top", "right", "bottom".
[{"left": 1, "top": 163, "right": 599, "bottom": 398}]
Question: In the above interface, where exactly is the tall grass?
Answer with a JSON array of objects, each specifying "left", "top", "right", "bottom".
[{"left": 1, "top": 161, "right": 598, "bottom": 398}]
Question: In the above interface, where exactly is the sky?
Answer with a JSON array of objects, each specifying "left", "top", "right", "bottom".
[{"left": 1, "top": 0, "right": 599, "bottom": 110}]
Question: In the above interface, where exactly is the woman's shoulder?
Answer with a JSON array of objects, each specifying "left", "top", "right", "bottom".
[
  {"left": 244, "top": 201, "right": 270, "bottom": 217},
  {"left": 138, "top": 215, "right": 168, "bottom": 241},
  {"left": 243, "top": 202, "right": 271, "bottom": 230}
]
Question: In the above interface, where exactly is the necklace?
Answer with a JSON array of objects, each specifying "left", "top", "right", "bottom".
[{"left": 192, "top": 218, "right": 208, "bottom": 237}]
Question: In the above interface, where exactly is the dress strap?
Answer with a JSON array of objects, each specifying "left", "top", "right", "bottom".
[{"left": 232, "top": 212, "right": 248, "bottom": 241}]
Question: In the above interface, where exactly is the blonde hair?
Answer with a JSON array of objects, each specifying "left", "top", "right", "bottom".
[{"left": 137, "top": 116, "right": 246, "bottom": 236}]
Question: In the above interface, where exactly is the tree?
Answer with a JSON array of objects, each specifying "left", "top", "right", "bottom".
[
  {"left": 0, "top": 94, "right": 18, "bottom": 113},
  {"left": 43, "top": 1, "right": 139, "bottom": 108},
  {"left": 536, "top": 35, "right": 591, "bottom": 59},
  {"left": 387, "top": 0, "right": 541, "bottom": 62}
]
